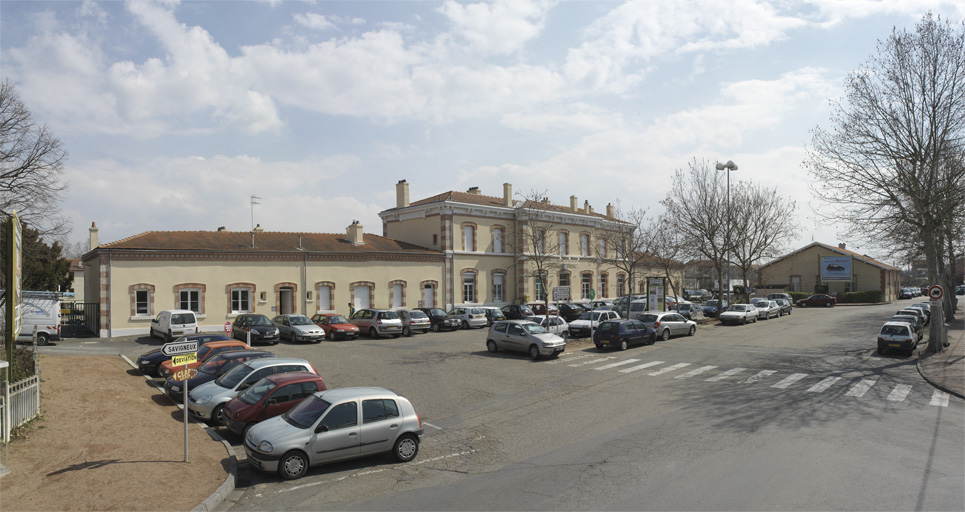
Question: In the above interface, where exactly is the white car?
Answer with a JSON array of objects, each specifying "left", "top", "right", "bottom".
[
  {"left": 635, "top": 312, "right": 697, "bottom": 340},
  {"left": 719, "top": 304, "right": 759, "bottom": 325},
  {"left": 531, "top": 315, "right": 569, "bottom": 336},
  {"left": 485, "top": 320, "right": 566, "bottom": 360},
  {"left": 567, "top": 310, "right": 621, "bottom": 338},
  {"left": 448, "top": 307, "right": 488, "bottom": 329}
]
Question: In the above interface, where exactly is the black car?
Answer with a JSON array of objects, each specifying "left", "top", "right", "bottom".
[
  {"left": 231, "top": 314, "right": 280, "bottom": 345},
  {"left": 674, "top": 303, "right": 700, "bottom": 320},
  {"left": 479, "top": 307, "right": 506, "bottom": 326},
  {"left": 593, "top": 319, "right": 656, "bottom": 351},
  {"left": 701, "top": 299, "right": 729, "bottom": 318},
  {"left": 163, "top": 349, "right": 274, "bottom": 401},
  {"left": 415, "top": 307, "right": 461, "bottom": 332},
  {"left": 500, "top": 304, "right": 535, "bottom": 320},
  {"left": 136, "top": 334, "right": 232, "bottom": 377},
  {"left": 826, "top": 264, "right": 845, "bottom": 271},
  {"left": 556, "top": 304, "right": 585, "bottom": 322}
]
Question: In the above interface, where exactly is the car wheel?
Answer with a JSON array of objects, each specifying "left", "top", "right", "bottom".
[
  {"left": 649, "top": 333, "right": 656, "bottom": 345},
  {"left": 328, "top": 331, "right": 337, "bottom": 341},
  {"left": 595, "top": 343, "right": 603, "bottom": 350},
  {"left": 164, "top": 332, "right": 172, "bottom": 343},
  {"left": 661, "top": 329, "right": 670, "bottom": 341},
  {"left": 403, "top": 326, "right": 411, "bottom": 337},
  {"left": 431, "top": 323, "right": 439, "bottom": 332},
  {"left": 369, "top": 327, "right": 378, "bottom": 338},
  {"left": 529, "top": 344, "right": 541, "bottom": 360},
  {"left": 619, "top": 339, "right": 628, "bottom": 351},
  {"left": 462, "top": 320, "right": 470, "bottom": 329},
  {"left": 877, "top": 347, "right": 884, "bottom": 355},
  {"left": 393, "top": 434, "right": 420, "bottom": 462},
  {"left": 241, "top": 423, "right": 252, "bottom": 440},
  {"left": 688, "top": 325, "right": 696, "bottom": 336},
  {"left": 211, "top": 405, "right": 226, "bottom": 426},
  {"left": 36, "top": 332, "right": 50, "bottom": 346},
  {"left": 741, "top": 317, "right": 746, "bottom": 325},
  {"left": 800, "top": 303, "right": 807, "bottom": 308},
  {"left": 393, "top": 334, "right": 401, "bottom": 338},
  {"left": 824, "top": 302, "right": 832, "bottom": 308},
  {"left": 278, "top": 450, "right": 309, "bottom": 480},
  {"left": 486, "top": 340, "right": 498, "bottom": 353}
]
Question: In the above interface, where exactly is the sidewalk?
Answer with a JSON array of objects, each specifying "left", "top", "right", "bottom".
[{"left": 917, "top": 302, "right": 965, "bottom": 399}]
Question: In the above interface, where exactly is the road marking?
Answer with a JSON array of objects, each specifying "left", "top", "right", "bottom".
[
  {"left": 548, "top": 354, "right": 595, "bottom": 365},
  {"left": 422, "top": 422, "right": 442, "bottom": 431},
  {"left": 740, "top": 370, "right": 776, "bottom": 384},
  {"left": 705, "top": 367, "right": 747, "bottom": 382},
  {"left": 648, "top": 363, "right": 691, "bottom": 376},
  {"left": 674, "top": 365, "right": 718, "bottom": 379},
  {"left": 807, "top": 376, "right": 841, "bottom": 393},
  {"left": 928, "top": 390, "right": 949, "bottom": 407},
  {"left": 594, "top": 359, "right": 641, "bottom": 370},
  {"left": 845, "top": 378, "right": 878, "bottom": 397},
  {"left": 618, "top": 361, "right": 665, "bottom": 373},
  {"left": 568, "top": 357, "right": 617, "bottom": 368},
  {"left": 887, "top": 384, "right": 913, "bottom": 402},
  {"left": 771, "top": 373, "right": 808, "bottom": 389}
]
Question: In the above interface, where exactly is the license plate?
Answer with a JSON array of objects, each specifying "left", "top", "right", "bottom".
[
  {"left": 600, "top": 340, "right": 611, "bottom": 344},
  {"left": 890, "top": 344, "right": 900, "bottom": 347}
]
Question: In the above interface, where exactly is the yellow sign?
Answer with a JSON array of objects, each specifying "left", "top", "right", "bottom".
[{"left": 172, "top": 353, "right": 197, "bottom": 367}]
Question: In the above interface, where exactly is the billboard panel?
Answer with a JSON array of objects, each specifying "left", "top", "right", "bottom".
[{"left": 821, "top": 256, "right": 852, "bottom": 282}]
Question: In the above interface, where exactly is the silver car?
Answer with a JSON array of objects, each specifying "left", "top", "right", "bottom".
[
  {"left": 187, "top": 358, "right": 316, "bottom": 425},
  {"left": 395, "top": 309, "right": 431, "bottom": 336},
  {"left": 485, "top": 320, "right": 566, "bottom": 360},
  {"left": 448, "top": 307, "right": 488, "bottom": 329},
  {"left": 718, "top": 304, "right": 759, "bottom": 325},
  {"left": 350, "top": 309, "right": 404, "bottom": 338},
  {"left": 754, "top": 300, "right": 781, "bottom": 319},
  {"left": 272, "top": 314, "right": 325, "bottom": 343},
  {"left": 635, "top": 312, "right": 697, "bottom": 340},
  {"left": 244, "top": 387, "right": 424, "bottom": 480}
]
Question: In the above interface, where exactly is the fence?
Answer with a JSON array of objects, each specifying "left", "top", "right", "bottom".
[{"left": 1, "top": 374, "right": 41, "bottom": 443}]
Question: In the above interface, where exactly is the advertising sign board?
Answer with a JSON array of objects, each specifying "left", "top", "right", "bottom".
[{"left": 820, "top": 256, "right": 853, "bottom": 282}]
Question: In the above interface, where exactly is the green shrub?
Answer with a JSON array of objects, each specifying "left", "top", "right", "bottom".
[
  {"left": 838, "top": 290, "right": 883, "bottom": 303},
  {"left": 789, "top": 292, "right": 810, "bottom": 301}
]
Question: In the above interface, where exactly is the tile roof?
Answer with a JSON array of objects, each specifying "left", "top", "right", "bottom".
[
  {"left": 760, "top": 242, "right": 900, "bottom": 271},
  {"left": 95, "top": 230, "right": 439, "bottom": 254},
  {"left": 404, "top": 190, "right": 615, "bottom": 220}
]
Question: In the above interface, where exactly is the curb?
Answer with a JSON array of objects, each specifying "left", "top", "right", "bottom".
[
  {"left": 120, "top": 355, "right": 237, "bottom": 512},
  {"left": 916, "top": 351, "right": 965, "bottom": 400}
]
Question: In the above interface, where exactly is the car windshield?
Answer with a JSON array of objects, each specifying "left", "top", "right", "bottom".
[
  {"left": 519, "top": 306, "right": 534, "bottom": 315},
  {"left": 755, "top": 303, "right": 768, "bottom": 308},
  {"left": 521, "top": 323, "right": 548, "bottom": 334},
  {"left": 578, "top": 312, "right": 593, "bottom": 320},
  {"left": 408, "top": 311, "right": 428, "bottom": 320},
  {"left": 678, "top": 304, "right": 692, "bottom": 311},
  {"left": 237, "top": 378, "right": 276, "bottom": 405},
  {"left": 470, "top": 308, "right": 485, "bottom": 314},
  {"left": 328, "top": 315, "right": 349, "bottom": 324},
  {"left": 198, "top": 358, "right": 228, "bottom": 375},
  {"left": 638, "top": 314, "right": 658, "bottom": 322},
  {"left": 283, "top": 395, "right": 331, "bottom": 429},
  {"left": 247, "top": 316, "right": 272, "bottom": 326},
  {"left": 290, "top": 315, "right": 312, "bottom": 325},
  {"left": 730, "top": 305, "right": 746, "bottom": 311},
  {"left": 172, "top": 313, "right": 195, "bottom": 324},
  {"left": 881, "top": 325, "right": 909, "bottom": 336},
  {"left": 214, "top": 362, "right": 253, "bottom": 389},
  {"left": 378, "top": 311, "right": 399, "bottom": 320},
  {"left": 428, "top": 309, "right": 447, "bottom": 316},
  {"left": 705, "top": 300, "right": 719, "bottom": 307},
  {"left": 598, "top": 322, "right": 620, "bottom": 333}
]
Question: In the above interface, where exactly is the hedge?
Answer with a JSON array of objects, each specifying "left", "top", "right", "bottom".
[{"left": 837, "top": 290, "right": 884, "bottom": 303}]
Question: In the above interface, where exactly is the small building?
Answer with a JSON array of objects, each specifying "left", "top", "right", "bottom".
[{"left": 756, "top": 242, "right": 900, "bottom": 301}]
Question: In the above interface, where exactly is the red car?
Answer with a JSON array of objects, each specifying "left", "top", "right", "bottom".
[
  {"left": 796, "top": 294, "right": 837, "bottom": 307},
  {"left": 222, "top": 372, "right": 327, "bottom": 437},
  {"left": 311, "top": 313, "right": 360, "bottom": 341}
]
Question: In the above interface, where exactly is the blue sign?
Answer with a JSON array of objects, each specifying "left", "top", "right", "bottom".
[{"left": 821, "top": 256, "right": 852, "bottom": 282}]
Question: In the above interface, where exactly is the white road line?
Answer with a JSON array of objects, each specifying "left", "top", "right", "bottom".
[
  {"left": 422, "top": 422, "right": 442, "bottom": 430},
  {"left": 674, "top": 365, "right": 718, "bottom": 379},
  {"left": 807, "top": 376, "right": 841, "bottom": 393},
  {"left": 771, "top": 373, "right": 808, "bottom": 389},
  {"left": 929, "top": 390, "right": 950, "bottom": 407},
  {"left": 845, "top": 378, "right": 878, "bottom": 397},
  {"left": 568, "top": 357, "right": 617, "bottom": 368},
  {"left": 705, "top": 367, "right": 747, "bottom": 382},
  {"left": 548, "top": 354, "right": 595, "bottom": 365},
  {"left": 594, "top": 359, "right": 641, "bottom": 370},
  {"left": 648, "top": 363, "right": 691, "bottom": 376},
  {"left": 618, "top": 361, "right": 665, "bottom": 373},
  {"left": 887, "top": 384, "right": 913, "bottom": 402},
  {"left": 740, "top": 370, "right": 776, "bottom": 384}
]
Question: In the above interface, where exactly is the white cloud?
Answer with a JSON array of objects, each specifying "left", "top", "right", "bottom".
[
  {"left": 293, "top": 12, "right": 336, "bottom": 31},
  {"left": 437, "top": 0, "right": 555, "bottom": 55}
]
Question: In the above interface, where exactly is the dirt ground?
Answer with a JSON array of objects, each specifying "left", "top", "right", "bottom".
[{"left": 1, "top": 354, "right": 229, "bottom": 511}]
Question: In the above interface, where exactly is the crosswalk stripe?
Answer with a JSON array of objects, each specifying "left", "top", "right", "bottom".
[
  {"left": 741, "top": 370, "right": 776, "bottom": 384},
  {"left": 929, "top": 390, "right": 950, "bottom": 407},
  {"left": 705, "top": 367, "right": 747, "bottom": 382},
  {"left": 887, "top": 384, "right": 913, "bottom": 401},
  {"left": 618, "top": 361, "right": 665, "bottom": 373},
  {"left": 845, "top": 378, "right": 878, "bottom": 397},
  {"left": 568, "top": 357, "right": 617, "bottom": 368},
  {"left": 807, "top": 376, "right": 841, "bottom": 393},
  {"left": 648, "top": 363, "right": 691, "bottom": 376},
  {"left": 594, "top": 359, "right": 641, "bottom": 370},
  {"left": 674, "top": 365, "right": 719, "bottom": 379},
  {"left": 771, "top": 373, "right": 808, "bottom": 389}
]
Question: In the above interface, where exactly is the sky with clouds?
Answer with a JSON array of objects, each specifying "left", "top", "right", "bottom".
[{"left": 2, "top": 0, "right": 963, "bottom": 263}]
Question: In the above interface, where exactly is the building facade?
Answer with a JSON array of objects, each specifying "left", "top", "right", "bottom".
[{"left": 756, "top": 242, "right": 900, "bottom": 301}]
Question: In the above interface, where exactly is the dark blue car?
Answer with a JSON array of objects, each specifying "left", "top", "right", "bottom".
[
  {"left": 136, "top": 334, "right": 232, "bottom": 377},
  {"left": 701, "top": 299, "right": 729, "bottom": 318},
  {"left": 593, "top": 319, "right": 656, "bottom": 351}
]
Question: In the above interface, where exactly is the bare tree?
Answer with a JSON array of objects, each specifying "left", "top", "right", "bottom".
[
  {"left": 729, "top": 181, "right": 799, "bottom": 302},
  {"left": 805, "top": 13, "right": 965, "bottom": 348},
  {"left": 649, "top": 213, "right": 690, "bottom": 310},
  {"left": 513, "top": 190, "right": 562, "bottom": 304},
  {"left": 602, "top": 204, "right": 655, "bottom": 317},
  {"left": 0, "top": 79, "right": 69, "bottom": 237}
]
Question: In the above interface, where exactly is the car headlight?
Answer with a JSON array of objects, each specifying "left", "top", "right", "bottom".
[
  {"left": 194, "top": 395, "right": 211, "bottom": 405},
  {"left": 259, "top": 440, "right": 273, "bottom": 453},
  {"left": 336, "top": 328, "right": 344, "bottom": 332},
  {"left": 271, "top": 328, "right": 279, "bottom": 335}
]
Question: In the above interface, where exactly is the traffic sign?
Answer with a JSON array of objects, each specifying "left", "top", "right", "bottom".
[
  {"left": 552, "top": 286, "right": 570, "bottom": 301},
  {"left": 172, "top": 353, "right": 197, "bottom": 367},
  {"left": 161, "top": 340, "right": 199, "bottom": 356},
  {"left": 224, "top": 322, "right": 232, "bottom": 335},
  {"left": 928, "top": 285, "right": 943, "bottom": 300}
]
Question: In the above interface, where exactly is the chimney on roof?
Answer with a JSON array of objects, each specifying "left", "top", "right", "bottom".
[
  {"left": 89, "top": 222, "right": 99, "bottom": 251},
  {"left": 503, "top": 183, "right": 513, "bottom": 207},
  {"left": 347, "top": 220, "right": 364, "bottom": 245},
  {"left": 396, "top": 179, "right": 409, "bottom": 208},
  {"left": 570, "top": 196, "right": 578, "bottom": 212},
  {"left": 583, "top": 200, "right": 589, "bottom": 213},
  {"left": 467, "top": 186, "right": 482, "bottom": 195},
  {"left": 217, "top": 226, "right": 226, "bottom": 232},
  {"left": 588, "top": 204, "right": 594, "bottom": 214},
  {"left": 253, "top": 224, "right": 264, "bottom": 232},
  {"left": 606, "top": 203, "right": 614, "bottom": 217},
  {"left": 838, "top": 243, "right": 846, "bottom": 250}
]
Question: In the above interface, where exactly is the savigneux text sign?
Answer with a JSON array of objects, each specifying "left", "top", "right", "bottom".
[{"left": 161, "top": 340, "right": 199, "bottom": 357}]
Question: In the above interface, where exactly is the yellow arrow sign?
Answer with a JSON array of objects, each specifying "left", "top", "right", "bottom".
[{"left": 172, "top": 353, "right": 197, "bottom": 367}]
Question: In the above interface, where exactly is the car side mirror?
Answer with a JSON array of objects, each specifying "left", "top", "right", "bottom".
[
  {"left": 314, "top": 423, "right": 329, "bottom": 433},
  {"left": 238, "top": 383, "right": 251, "bottom": 391}
]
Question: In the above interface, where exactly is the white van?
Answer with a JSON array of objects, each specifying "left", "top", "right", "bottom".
[
  {"left": 150, "top": 310, "right": 199, "bottom": 342},
  {"left": 0, "top": 296, "right": 62, "bottom": 346}
]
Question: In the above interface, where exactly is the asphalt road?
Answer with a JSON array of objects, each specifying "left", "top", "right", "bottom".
[{"left": 42, "top": 303, "right": 965, "bottom": 510}]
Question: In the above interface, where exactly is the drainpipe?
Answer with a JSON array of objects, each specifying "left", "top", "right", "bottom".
[
  {"left": 302, "top": 252, "right": 308, "bottom": 315},
  {"left": 449, "top": 206, "right": 455, "bottom": 309}
]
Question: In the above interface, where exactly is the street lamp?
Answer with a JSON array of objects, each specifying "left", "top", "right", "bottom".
[{"left": 715, "top": 160, "right": 738, "bottom": 306}]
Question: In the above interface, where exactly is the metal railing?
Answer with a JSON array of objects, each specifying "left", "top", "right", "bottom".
[{"left": 1, "top": 374, "right": 40, "bottom": 443}]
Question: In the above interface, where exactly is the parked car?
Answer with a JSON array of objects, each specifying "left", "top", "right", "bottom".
[
  {"left": 223, "top": 372, "right": 327, "bottom": 437},
  {"left": 187, "top": 357, "right": 317, "bottom": 425},
  {"left": 701, "top": 299, "right": 728, "bottom": 318},
  {"left": 272, "top": 314, "right": 325, "bottom": 343},
  {"left": 1, "top": 295, "right": 61, "bottom": 345},
  {"left": 415, "top": 308, "right": 461, "bottom": 331},
  {"left": 956, "top": 284, "right": 964, "bottom": 295},
  {"left": 636, "top": 312, "right": 697, "bottom": 340},
  {"left": 587, "top": 300, "right": 614, "bottom": 310},
  {"left": 478, "top": 306, "right": 506, "bottom": 326},
  {"left": 395, "top": 309, "right": 431, "bottom": 336},
  {"left": 621, "top": 299, "right": 650, "bottom": 319},
  {"left": 877, "top": 322, "right": 917, "bottom": 356},
  {"left": 593, "top": 319, "right": 656, "bottom": 351},
  {"left": 232, "top": 314, "right": 281, "bottom": 345},
  {"left": 485, "top": 320, "right": 566, "bottom": 360},
  {"left": 754, "top": 300, "right": 781, "bottom": 320},
  {"left": 796, "top": 294, "right": 836, "bottom": 307},
  {"left": 163, "top": 349, "right": 275, "bottom": 402},
  {"left": 244, "top": 387, "right": 423, "bottom": 480},
  {"left": 556, "top": 303, "right": 586, "bottom": 322},
  {"left": 500, "top": 304, "right": 535, "bottom": 320},
  {"left": 612, "top": 295, "right": 647, "bottom": 309},
  {"left": 913, "top": 302, "right": 933, "bottom": 323},
  {"left": 149, "top": 309, "right": 199, "bottom": 342},
  {"left": 766, "top": 293, "right": 793, "bottom": 304},
  {"left": 158, "top": 339, "right": 252, "bottom": 380},
  {"left": 665, "top": 297, "right": 691, "bottom": 310},
  {"left": 897, "top": 308, "right": 926, "bottom": 327},
  {"left": 136, "top": 334, "right": 233, "bottom": 377},
  {"left": 683, "top": 289, "right": 710, "bottom": 302},
  {"left": 718, "top": 304, "right": 759, "bottom": 325},
  {"left": 350, "top": 309, "right": 403, "bottom": 338},
  {"left": 527, "top": 302, "right": 558, "bottom": 316},
  {"left": 567, "top": 310, "right": 621, "bottom": 338},
  {"left": 898, "top": 288, "right": 914, "bottom": 299},
  {"left": 310, "top": 313, "right": 360, "bottom": 341},
  {"left": 447, "top": 307, "right": 488, "bottom": 329},
  {"left": 531, "top": 315, "right": 569, "bottom": 336},
  {"left": 887, "top": 315, "right": 923, "bottom": 341}
]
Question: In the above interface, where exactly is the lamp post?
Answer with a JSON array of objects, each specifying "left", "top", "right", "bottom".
[{"left": 715, "top": 160, "right": 738, "bottom": 307}]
